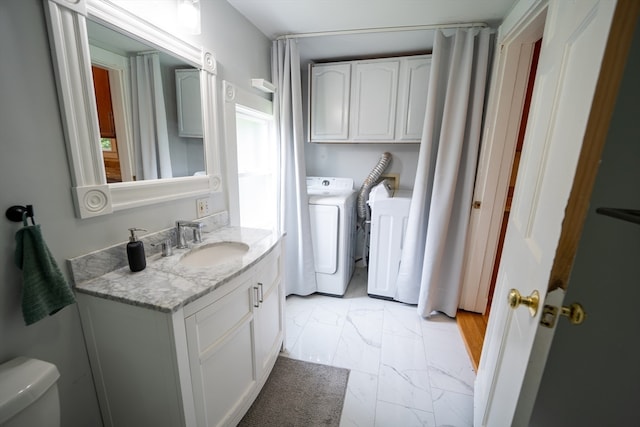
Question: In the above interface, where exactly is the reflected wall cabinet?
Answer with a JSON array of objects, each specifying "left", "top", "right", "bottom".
[
  {"left": 308, "top": 54, "right": 431, "bottom": 143},
  {"left": 176, "top": 69, "right": 203, "bottom": 138}
]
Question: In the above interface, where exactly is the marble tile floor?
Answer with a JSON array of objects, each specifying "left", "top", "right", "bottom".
[{"left": 282, "top": 267, "right": 476, "bottom": 427}]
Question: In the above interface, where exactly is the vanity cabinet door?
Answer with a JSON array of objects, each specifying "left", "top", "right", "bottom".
[
  {"left": 253, "top": 247, "right": 284, "bottom": 381},
  {"left": 185, "top": 276, "right": 257, "bottom": 427},
  {"left": 176, "top": 69, "right": 203, "bottom": 138}
]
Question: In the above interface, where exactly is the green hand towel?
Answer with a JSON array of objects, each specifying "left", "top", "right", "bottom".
[{"left": 14, "top": 222, "right": 76, "bottom": 325}]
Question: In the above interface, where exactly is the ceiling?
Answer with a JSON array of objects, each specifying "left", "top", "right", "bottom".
[{"left": 226, "top": 0, "right": 517, "bottom": 65}]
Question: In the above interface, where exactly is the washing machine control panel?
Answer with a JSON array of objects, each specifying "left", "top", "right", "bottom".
[{"left": 306, "top": 177, "right": 354, "bottom": 194}]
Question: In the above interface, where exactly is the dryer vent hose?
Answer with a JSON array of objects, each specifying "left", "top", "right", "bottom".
[{"left": 357, "top": 152, "right": 392, "bottom": 220}]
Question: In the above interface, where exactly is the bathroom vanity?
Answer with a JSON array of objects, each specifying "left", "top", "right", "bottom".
[{"left": 72, "top": 226, "right": 284, "bottom": 427}]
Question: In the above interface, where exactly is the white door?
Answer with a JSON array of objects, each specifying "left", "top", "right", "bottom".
[{"left": 474, "top": 1, "right": 618, "bottom": 425}]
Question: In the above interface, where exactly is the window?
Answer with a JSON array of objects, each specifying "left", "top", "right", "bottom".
[{"left": 234, "top": 106, "right": 278, "bottom": 230}]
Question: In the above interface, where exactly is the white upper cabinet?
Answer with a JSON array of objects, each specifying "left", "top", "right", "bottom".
[
  {"left": 309, "top": 54, "right": 431, "bottom": 143},
  {"left": 395, "top": 56, "right": 432, "bottom": 141},
  {"left": 176, "top": 69, "right": 203, "bottom": 138},
  {"left": 309, "top": 63, "right": 351, "bottom": 140},
  {"left": 349, "top": 60, "right": 399, "bottom": 141}
]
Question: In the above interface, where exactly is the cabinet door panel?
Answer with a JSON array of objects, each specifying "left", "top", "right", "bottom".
[
  {"left": 350, "top": 60, "right": 399, "bottom": 140},
  {"left": 258, "top": 250, "right": 280, "bottom": 294},
  {"left": 255, "top": 280, "right": 282, "bottom": 377},
  {"left": 310, "top": 63, "right": 351, "bottom": 140},
  {"left": 198, "top": 320, "right": 255, "bottom": 427},
  {"left": 396, "top": 56, "right": 431, "bottom": 141},
  {"left": 186, "top": 281, "right": 257, "bottom": 427},
  {"left": 254, "top": 246, "right": 284, "bottom": 379},
  {"left": 176, "top": 69, "right": 203, "bottom": 138}
]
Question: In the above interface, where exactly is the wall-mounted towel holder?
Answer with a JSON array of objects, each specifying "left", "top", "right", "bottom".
[{"left": 6, "top": 205, "right": 35, "bottom": 225}]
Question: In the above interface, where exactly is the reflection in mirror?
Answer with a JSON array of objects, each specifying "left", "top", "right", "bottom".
[
  {"left": 87, "top": 20, "right": 205, "bottom": 183},
  {"left": 44, "top": 0, "right": 220, "bottom": 218}
]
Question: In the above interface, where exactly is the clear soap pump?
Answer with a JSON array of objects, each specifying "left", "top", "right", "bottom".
[{"left": 127, "top": 228, "right": 147, "bottom": 272}]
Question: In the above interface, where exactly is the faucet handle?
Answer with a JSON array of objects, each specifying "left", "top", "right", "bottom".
[
  {"left": 192, "top": 223, "right": 204, "bottom": 243},
  {"left": 152, "top": 239, "right": 173, "bottom": 257},
  {"left": 176, "top": 221, "right": 204, "bottom": 246}
]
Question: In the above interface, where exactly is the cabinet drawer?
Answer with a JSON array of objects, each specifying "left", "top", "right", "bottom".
[{"left": 188, "top": 278, "right": 253, "bottom": 356}]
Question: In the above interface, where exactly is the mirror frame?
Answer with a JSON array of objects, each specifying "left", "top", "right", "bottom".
[{"left": 44, "top": 0, "right": 221, "bottom": 218}]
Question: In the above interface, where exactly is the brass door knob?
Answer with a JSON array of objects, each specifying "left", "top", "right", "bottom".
[
  {"left": 560, "top": 303, "right": 586, "bottom": 325},
  {"left": 508, "top": 289, "right": 540, "bottom": 317}
]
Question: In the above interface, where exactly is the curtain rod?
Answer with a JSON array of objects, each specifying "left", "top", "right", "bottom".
[{"left": 276, "top": 22, "right": 488, "bottom": 40}]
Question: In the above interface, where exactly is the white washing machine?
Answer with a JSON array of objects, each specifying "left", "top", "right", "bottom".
[
  {"left": 307, "top": 177, "right": 357, "bottom": 296},
  {"left": 367, "top": 180, "right": 412, "bottom": 299}
]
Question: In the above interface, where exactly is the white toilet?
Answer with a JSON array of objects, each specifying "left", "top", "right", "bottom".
[{"left": 0, "top": 357, "right": 61, "bottom": 427}]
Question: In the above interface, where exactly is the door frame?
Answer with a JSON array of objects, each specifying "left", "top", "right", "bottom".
[{"left": 459, "top": 0, "right": 548, "bottom": 313}]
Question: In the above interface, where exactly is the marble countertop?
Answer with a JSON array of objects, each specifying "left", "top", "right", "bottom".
[{"left": 73, "top": 226, "right": 281, "bottom": 313}]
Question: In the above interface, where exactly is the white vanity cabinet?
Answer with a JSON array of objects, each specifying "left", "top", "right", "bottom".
[
  {"left": 176, "top": 69, "right": 203, "bottom": 138},
  {"left": 77, "top": 241, "right": 284, "bottom": 427},
  {"left": 184, "top": 247, "right": 284, "bottom": 427},
  {"left": 309, "top": 55, "right": 431, "bottom": 143}
]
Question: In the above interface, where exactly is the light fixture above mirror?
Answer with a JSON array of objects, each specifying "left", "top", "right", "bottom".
[
  {"left": 44, "top": 0, "right": 221, "bottom": 218},
  {"left": 178, "top": 0, "right": 201, "bottom": 35}
]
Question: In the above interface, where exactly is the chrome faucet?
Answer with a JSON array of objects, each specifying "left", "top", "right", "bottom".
[{"left": 175, "top": 220, "right": 204, "bottom": 249}]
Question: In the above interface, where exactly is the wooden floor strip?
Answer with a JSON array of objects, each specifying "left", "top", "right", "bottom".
[{"left": 456, "top": 309, "right": 489, "bottom": 371}]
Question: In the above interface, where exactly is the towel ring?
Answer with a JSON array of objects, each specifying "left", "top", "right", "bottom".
[{"left": 6, "top": 205, "right": 35, "bottom": 224}]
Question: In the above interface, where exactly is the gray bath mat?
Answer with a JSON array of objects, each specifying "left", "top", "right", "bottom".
[{"left": 238, "top": 356, "right": 350, "bottom": 426}]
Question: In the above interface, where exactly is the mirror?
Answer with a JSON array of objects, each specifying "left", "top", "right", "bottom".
[
  {"left": 44, "top": 0, "right": 221, "bottom": 218},
  {"left": 87, "top": 20, "right": 205, "bottom": 183}
]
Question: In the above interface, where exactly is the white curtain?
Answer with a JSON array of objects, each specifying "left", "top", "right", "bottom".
[
  {"left": 395, "top": 28, "right": 492, "bottom": 317},
  {"left": 272, "top": 39, "right": 317, "bottom": 296},
  {"left": 130, "top": 52, "right": 172, "bottom": 180}
]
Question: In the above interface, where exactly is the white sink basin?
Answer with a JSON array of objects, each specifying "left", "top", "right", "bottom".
[{"left": 179, "top": 242, "right": 249, "bottom": 268}]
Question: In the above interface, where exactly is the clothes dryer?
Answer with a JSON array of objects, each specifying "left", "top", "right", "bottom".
[
  {"left": 307, "top": 177, "right": 357, "bottom": 296},
  {"left": 367, "top": 180, "right": 412, "bottom": 299}
]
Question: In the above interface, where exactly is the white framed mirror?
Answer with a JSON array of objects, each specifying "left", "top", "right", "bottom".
[{"left": 44, "top": 0, "right": 221, "bottom": 218}]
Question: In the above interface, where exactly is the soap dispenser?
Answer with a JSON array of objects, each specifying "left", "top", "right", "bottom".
[{"left": 127, "top": 228, "right": 147, "bottom": 272}]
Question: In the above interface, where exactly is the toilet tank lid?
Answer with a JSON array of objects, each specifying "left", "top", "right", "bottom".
[{"left": 0, "top": 357, "right": 60, "bottom": 424}]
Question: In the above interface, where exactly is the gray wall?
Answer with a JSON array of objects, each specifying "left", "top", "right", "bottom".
[
  {"left": 305, "top": 142, "right": 420, "bottom": 191},
  {"left": 0, "top": 1, "right": 270, "bottom": 426},
  {"left": 530, "top": 17, "right": 640, "bottom": 426}
]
